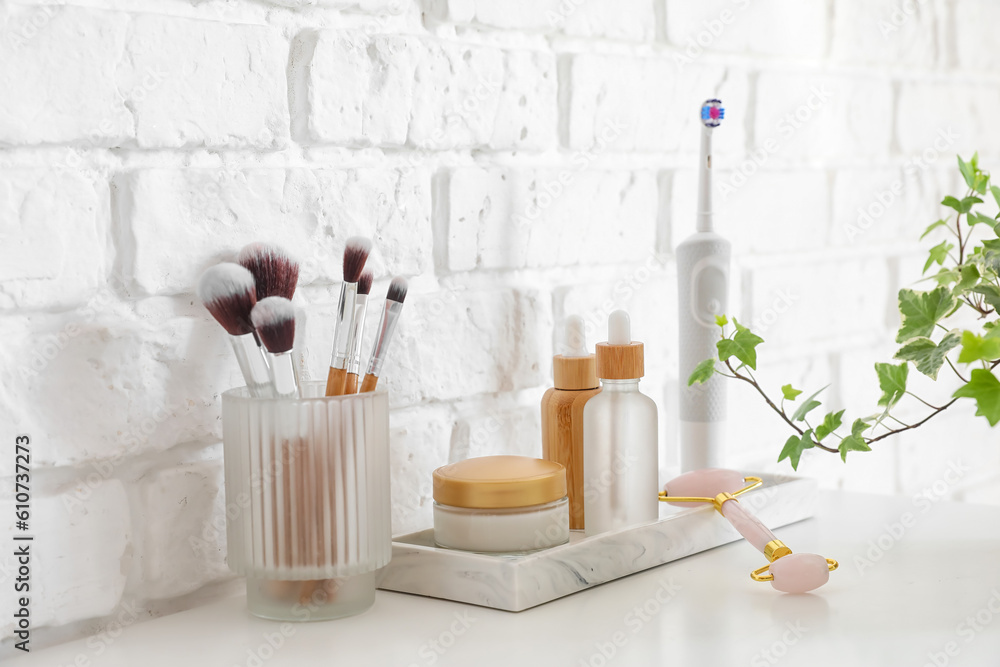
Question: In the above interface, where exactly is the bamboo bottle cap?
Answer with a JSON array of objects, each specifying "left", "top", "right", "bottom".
[
  {"left": 553, "top": 355, "right": 599, "bottom": 390},
  {"left": 595, "top": 310, "right": 644, "bottom": 379}
]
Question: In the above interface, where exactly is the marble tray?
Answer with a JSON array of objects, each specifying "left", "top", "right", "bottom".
[{"left": 376, "top": 473, "right": 817, "bottom": 612}]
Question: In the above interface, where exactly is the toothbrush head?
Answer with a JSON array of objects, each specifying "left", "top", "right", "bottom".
[{"left": 700, "top": 99, "right": 724, "bottom": 128}]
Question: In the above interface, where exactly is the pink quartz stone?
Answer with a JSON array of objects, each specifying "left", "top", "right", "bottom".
[
  {"left": 720, "top": 497, "right": 778, "bottom": 554},
  {"left": 768, "top": 553, "right": 830, "bottom": 593},
  {"left": 662, "top": 468, "right": 746, "bottom": 505}
]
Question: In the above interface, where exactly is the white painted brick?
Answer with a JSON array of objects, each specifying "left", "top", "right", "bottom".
[
  {"left": 428, "top": 0, "right": 655, "bottom": 41},
  {"left": 0, "top": 480, "right": 130, "bottom": 638},
  {"left": 444, "top": 167, "right": 658, "bottom": 270},
  {"left": 490, "top": 49, "right": 558, "bottom": 150},
  {"left": 0, "top": 305, "right": 236, "bottom": 472},
  {"left": 831, "top": 167, "right": 954, "bottom": 247},
  {"left": 954, "top": 0, "right": 1000, "bottom": 70},
  {"left": 0, "top": 5, "right": 132, "bottom": 146},
  {"left": 133, "top": 460, "right": 231, "bottom": 599},
  {"left": 389, "top": 406, "right": 452, "bottom": 535},
  {"left": 830, "top": 0, "right": 941, "bottom": 67},
  {"left": 665, "top": 0, "right": 827, "bottom": 59},
  {"left": 0, "top": 7, "right": 288, "bottom": 149},
  {"left": 291, "top": 285, "right": 550, "bottom": 405},
  {"left": 742, "top": 255, "right": 890, "bottom": 349},
  {"left": 389, "top": 288, "right": 550, "bottom": 403},
  {"left": 754, "top": 72, "right": 892, "bottom": 160},
  {"left": 564, "top": 56, "right": 748, "bottom": 155},
  {"left": 554, "top": 271, "right": 676, "bottom": 376},
  {"left": 896, "top": 82, "right": 1000, "bottom": 157},
  {"left": 306, "top": 33, "right": 555, "bottom": 149},
  {"left": 670, "top": 168, "right": 829, "bottom": 255},
  {"left": 452, "top": 403, "right": 542, "bottom": 461},
  {"left": 267, "top": 0, "right": 403, "bottom": 8},
  {"left": 0, "top": 170, "right": 109, "bottom": 309},
  {"left": 118, "top": 167, "right": 432, "bottom": 295},
  {"left": 121, "top": 15, "right": 290, "bottom": 149}
]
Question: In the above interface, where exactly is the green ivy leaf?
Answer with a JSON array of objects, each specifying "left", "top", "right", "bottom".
[
  {"left": 894, "top": 331, "right": 961, "bottom": 380},
  {"left": 923, "top": 240, "right": 954, "bottom": 274},
  {"left": 942, "top": 196, "right": 982, "bottom": 214},
  {"left": 974, "top": 173, "right": 990, "bottom": 195},
  {"left": 781, "top": 384, "right": 802, "bottom": 401},
  {"left": 931, "top": 268, "right": 960, "bottom": 287},
  {"left": 716, "top": 319, "right": 764, "bottom": 370},
  {"left": 973, "top": 284, "right": 1000, "bottom": 311},
  {"left": 714, "top": 314, "right": 729, "bottom": 327},
  {"left": 896, "top": 287, "right": 958, "bottom": 343},
  {"left": 875, "top": 362, "right": 909, "bottom": 408},
  {"left": 921, "top": 219, "right": 950, "bottom": 240},
  {"left": 969, "top": 212, "right": 997, "bottom": 227},
  {"left": 957, "top": 331, "right": 1000, "bottom": 364},
  {"left": 955, "top": 264, "right": 981, "bottom": 294},
  {"left": 777, "top": 430, "right": 815, "bottom": 471},
  {"left": 991, "top": 185, "right": 1000, "bottom": 211},
  {"left": 839, "top": 433, "right": 872, "bottom": 462},
  {"left": 815, "top": 409, "right": 845, "bottom": 441},
  {"left": 953, "top": 369, "right": 1000, "bottom": 426},
  {"left": 687, "top": 358, "right": 717, "bottom": 386},
  {"left": 791, "top": 386, "right": 828, "bottom": 422},
  {"left": 958, "top": 155, "right": 976, "bottom": 189}
]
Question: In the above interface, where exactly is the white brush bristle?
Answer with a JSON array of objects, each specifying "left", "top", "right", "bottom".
[{"left": 197, "top": 263, "right": 255, "bottom": 304}]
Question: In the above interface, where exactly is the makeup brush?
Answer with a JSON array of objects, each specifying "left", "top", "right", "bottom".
[
  {"left": 198, "top": 263, "right": 273, "bottom": 397},
  {"left": 325, "top": 237, "right": 372, "bottom": 396},
  {"left": 360, "top": 276, "right": 408, "bottom": 393},
  {"left": 251, "top": 297, "right": 299, "bottom": 398},
  {"left": 237, "top": 242, "right": 300, "bottom": 301},
  {"left": 343, "top": 270, "right": 374, "bottom": 395}
]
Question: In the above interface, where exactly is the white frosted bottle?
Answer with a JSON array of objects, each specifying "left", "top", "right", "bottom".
[{"left": 583, "top": 310, "right": 659, "bottom": 536}]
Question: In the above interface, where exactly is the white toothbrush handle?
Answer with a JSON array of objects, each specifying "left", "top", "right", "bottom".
[{"left": 677, "top": 232, "right": 731, "bottom": 472}]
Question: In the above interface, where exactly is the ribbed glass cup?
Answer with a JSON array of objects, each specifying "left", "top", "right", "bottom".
[{"left": 222, "top": 381, "right": 391, "bottom": 621}]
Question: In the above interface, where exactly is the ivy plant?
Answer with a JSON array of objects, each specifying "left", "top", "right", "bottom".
[{"left": 689, "top": 154, "right": 1000, "bottom": 470}]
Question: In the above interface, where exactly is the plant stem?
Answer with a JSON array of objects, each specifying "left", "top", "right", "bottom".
[
  {"left": 946, "top": 358, "right": 969, "bottom": 383},
  {"left": 905, "top": 391, "right": 944, "bottom": 411},
  {"left": 723, "top": 360, "right": 839, "bottom": 453},
  {"left": 866, "top": 398, "right": 959, "bottom": 445}
]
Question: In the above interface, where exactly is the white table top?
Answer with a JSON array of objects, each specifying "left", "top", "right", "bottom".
[{"left": 10, "top": 490, "right": 1000, "bottom": 666}]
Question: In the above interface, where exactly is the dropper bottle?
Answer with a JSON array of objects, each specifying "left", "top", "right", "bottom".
[
  {"left": 583, "top": 310, "right": 659, "bottom": 536},
  {"left": 541, "top": 315, "right": 602, "bottom": 530}
]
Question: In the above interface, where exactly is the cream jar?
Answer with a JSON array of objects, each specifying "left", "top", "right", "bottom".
[{"left": 433, "top": 456, "right": 570, "bottom": 554}]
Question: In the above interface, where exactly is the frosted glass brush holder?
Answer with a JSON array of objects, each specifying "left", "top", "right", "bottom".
[{"left": 222, "top": 382, "right": 391, "bottom": 621}]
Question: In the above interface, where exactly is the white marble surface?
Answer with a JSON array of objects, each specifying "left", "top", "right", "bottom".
[
  {"left": 378, "top": 475, "right": 817, "bottom": 610},
  {"left": 9, "top": 490, "right": 1000, "bottom": 667}
]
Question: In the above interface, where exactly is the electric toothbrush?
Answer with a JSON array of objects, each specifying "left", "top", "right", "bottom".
[{"left": 677, "top": 99, "right": 730, "bottom": 472}]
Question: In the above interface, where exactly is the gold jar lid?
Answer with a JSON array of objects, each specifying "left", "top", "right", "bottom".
[{"left": 433, "top": 456, "right": 567, "bottom": 509}]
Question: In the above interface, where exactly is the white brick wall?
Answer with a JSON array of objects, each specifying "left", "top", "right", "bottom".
[{"left": 2, "top": 0, "right": 999, "bottom": 654}]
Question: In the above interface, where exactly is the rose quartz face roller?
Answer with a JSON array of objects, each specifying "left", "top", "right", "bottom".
[{"left": 660, "top": 468, "right": 838, "bottom": 593}]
